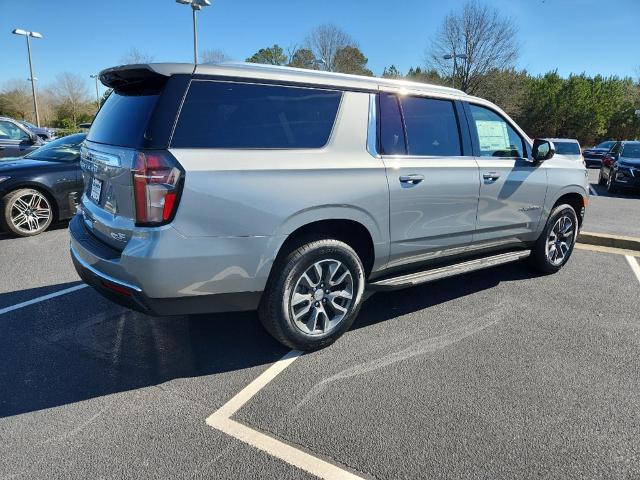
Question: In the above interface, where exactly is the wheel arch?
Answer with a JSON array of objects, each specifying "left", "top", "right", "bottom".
[{"left": 273, "top": 218, "right": 379, "bottom": 278}]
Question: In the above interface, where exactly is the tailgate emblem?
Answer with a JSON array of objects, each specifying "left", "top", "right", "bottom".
[{"left": 110, "top": 232, "right": 127, "bottom": 242}]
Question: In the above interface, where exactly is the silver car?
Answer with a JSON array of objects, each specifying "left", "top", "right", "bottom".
[{"left": 70, "top": 62, "right": 589, "bottom": 350}]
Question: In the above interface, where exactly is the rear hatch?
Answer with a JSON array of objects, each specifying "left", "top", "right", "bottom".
[{"left": 79, "top": 65, "right": 190, "bottom": 250}]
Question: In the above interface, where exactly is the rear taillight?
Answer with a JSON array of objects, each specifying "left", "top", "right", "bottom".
[
  {"left": 603, "top": 155, "right": 615, "bottom": 167},
  {"left": 132, "top": 151, "right": 183, "bottom": 226}
]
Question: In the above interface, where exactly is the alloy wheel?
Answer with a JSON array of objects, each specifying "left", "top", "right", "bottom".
[
  {"left": 289, "top": 259, "right": 354, "bottom": 336},
  {"left": 545, "top": 214, "right": 575, "bottom": 266},
  {"left": 10, "top": 192, "right": 51, "bottom": 234}
]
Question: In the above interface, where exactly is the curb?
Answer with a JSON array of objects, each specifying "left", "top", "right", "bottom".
[{"left": 578, "top": 231, "right": 640, "bottom": 252}]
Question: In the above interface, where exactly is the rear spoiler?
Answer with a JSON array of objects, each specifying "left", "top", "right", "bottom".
[{"left": 99, "top": 63, "right": 196, "bottom": 93}]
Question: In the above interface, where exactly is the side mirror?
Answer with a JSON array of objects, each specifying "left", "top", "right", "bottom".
[{"left": 532, "top": 139, "right": 555, "bottom": 162}]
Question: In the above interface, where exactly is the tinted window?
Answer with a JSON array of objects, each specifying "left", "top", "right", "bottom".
[
  {"left": 87, "top": 91, "right": 160, "bottom": 147},
  {"left": 597, "top": 141, "right": 615, "bottom": 149},
  {"left": 378, "top": 93, "right": 406, "bottom": 155},
  {"left": 469, "top": 104, "right": 524, "bottom": 158},
  {"left": 399, "top": 97, "right": 461, "bottom": 156},
  {"left": 172, "top": 81, "right": 342, "bottom": 149},
  {"left": 0, "top": 120, "right": 30, "bottom": 141},
  {"left": 26, "top": 134, "right": 86, "bottom": 161},
  {"left": 553, "top": 141, "right": 580, "bottom": 155},
  {"left": 622, "top": 143, "right": 640, "bottom": 158}
]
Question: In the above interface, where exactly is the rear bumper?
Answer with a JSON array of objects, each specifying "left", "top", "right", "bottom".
[{"left": 69, "top": 214, "right": 266, "bottom": 315}]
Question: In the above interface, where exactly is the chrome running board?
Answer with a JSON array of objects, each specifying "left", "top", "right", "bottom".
[{"left": 368, "top": 250, "right": 531, "bottom": 291}]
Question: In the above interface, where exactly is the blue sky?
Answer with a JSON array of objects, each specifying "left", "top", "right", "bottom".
[{"left": 1, "top": 0, "right": 639, "bottom": 97}]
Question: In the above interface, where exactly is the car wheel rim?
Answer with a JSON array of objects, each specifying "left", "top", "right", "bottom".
[
  {"left": 545, "top": 215, "right": 575, "bottom": 266},
  {"left": 10, "top": 192, "right": 51, "bottom": 234},
  {"left": 289, "top": 259, "right": 354, "bottom": 336}
]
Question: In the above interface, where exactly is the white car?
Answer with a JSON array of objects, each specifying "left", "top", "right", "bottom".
[{"left": 546, "top": 138, "right": 582, "bottom": 163}]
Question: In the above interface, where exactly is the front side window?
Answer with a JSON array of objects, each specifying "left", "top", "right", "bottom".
[
  {"left": 0, "top": 121, "right": 30, "bottom": 141},
  {"left": 399, "top": 96, "right": 461, "bottom": 156},
  {"left": 172, "top": 81, "right": 342, "bottom": 149},
  {"left": 468, "top": 104, "right": 524, "bottom": 158}
]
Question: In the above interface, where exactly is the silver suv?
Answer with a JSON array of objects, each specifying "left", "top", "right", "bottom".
[{"left": 70, "top": 62, "right": 589, "bottom": 350}]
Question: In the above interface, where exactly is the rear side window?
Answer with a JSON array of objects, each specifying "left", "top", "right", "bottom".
[
  {"left": 378, "top": 93, "right": 407, "bottom": 155},
  {"left": 398, "top": 96, "right": 462, "bottom": 156},
  {"left": 622, "top": 143, "right": 640, "bottom": 158},
  {"left": 171, "top": 81, "right": 342, "bottom": 149},
  {"left": 88, "top": 91, "right": 160, "bottom": 147}
]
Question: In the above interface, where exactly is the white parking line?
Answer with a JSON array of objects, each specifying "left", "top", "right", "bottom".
[
  {"left": 0, "top": 284, "right": 87, "bottom": 316},
  {"left": 206, "top": 349, "right": 366, "bottom": 480},
  {"left": 589, "top": 185, "right": 598, "bottom": 196},
  {"left": 625, "top": 255, "right": 640, "bottom": 284}
]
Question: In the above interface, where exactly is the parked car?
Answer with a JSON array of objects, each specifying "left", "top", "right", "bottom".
[
  {"left": 70, "top": 62, "right": 589, "bottom": 351},
  {"left": 583, "top": 140, "right": 616, "bottom": 167},
  {"left": 0, "top": 133, "right": 86, "bottom": 236},
  {"left": 0, "top": 116, "right": 43, "bottom": 158},
  {"left": 598, "top": 140, "right": 640, "bottom": 193},
  {"left": 19, "top": 120, "right": 56, "bottom": 142},
  {"left": 545, "top": 138, "right": 582, "bottom": 162}
]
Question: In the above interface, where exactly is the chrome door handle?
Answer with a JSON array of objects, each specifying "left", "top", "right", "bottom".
[
  {"left": 399, "top": 174, "right": 425, "bottom": 185},
  {"left": 483, "top": 172, "right": 500, "bottom": 181}
]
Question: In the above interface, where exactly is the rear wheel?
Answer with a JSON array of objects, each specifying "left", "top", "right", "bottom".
[
  {"left": 1, "top": 188, "right": 53, "bottom": 237},
  {"left": 259, "top": 238, "right": 365, "bottom": 351},
  {"left": 528, "top": 204, "right": 578, "bottom": 274}
]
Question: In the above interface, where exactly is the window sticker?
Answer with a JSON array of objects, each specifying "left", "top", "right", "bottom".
[{"left": 475, "top": 120, "right": 509, "bottom": 152}]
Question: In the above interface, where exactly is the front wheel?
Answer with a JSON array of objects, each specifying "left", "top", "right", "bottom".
[
  {"left": 528, "top": 204, "right": 578, "bottom": 274},
  {"left": 259, "top": 238, "right": 365, "bottom": 351}
]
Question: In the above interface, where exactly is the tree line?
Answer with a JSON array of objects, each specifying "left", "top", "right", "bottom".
[{"left": 1, "top": 1, "right": 638, "bottom": 147}]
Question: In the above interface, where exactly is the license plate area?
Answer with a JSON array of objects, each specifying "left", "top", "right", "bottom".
[{"left": 90, "top": 177, "right": 103, "bottom": 204}]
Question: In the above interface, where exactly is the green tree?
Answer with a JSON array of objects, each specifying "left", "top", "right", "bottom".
[
  {"left": 246, "top": 45, "right": 288, "bottom": 66},
  {"left": 333, "top": 46, "right": 372, "bottom": 76},
  {"left": 288, "top": 48, "right": 319, "bottom": 69},
  {"left": 382, "top": 65, "right": 402, "bottom": 79},
  {"left": 406, "top": 67, "right": 447, "bottom": 86}
]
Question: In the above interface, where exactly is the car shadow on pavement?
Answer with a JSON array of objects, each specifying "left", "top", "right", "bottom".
[
  {"left": 589, "top": 183, "right": 640, "bottom": 199},
  {"left": 0, "top": 261, "right": 542, "bottom": 418},
  {"left": 0, "top": 220, "right": 69, "bottom": 241}
]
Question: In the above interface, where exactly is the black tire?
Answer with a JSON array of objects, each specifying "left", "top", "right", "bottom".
[
  {"left": 606, "top": 172, "right": 618, "bottom": 193},
  {"left": 597, "top": 169, "right": 606, "bottom": 185},
  {"left": 528, "top": 203, "right": 578, "bottom": 274},
  {"left": 1, "top": 188, "right": 54, "bottom": 237},
  {"left": 258, "top": 237, "right": 366, "bottom": 351}
]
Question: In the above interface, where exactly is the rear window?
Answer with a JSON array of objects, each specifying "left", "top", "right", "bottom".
[
  {"left": 87, "top": 91, "right": 160, "bottom": 147},
  {"left": 171, "top": 81, "right": 342, "bottom": 149},
  {"left": 553, "top": 141, "right": 580, "bottom": 155}
]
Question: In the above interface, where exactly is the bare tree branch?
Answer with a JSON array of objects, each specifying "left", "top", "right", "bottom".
[
  {"left": 426, "top": 1, "right": 519, "bottom": 93},
  {"left": 120, "top": 47, "right": 155, "bottom": 64},
  {"left": 201, "top": 49, "right": 231, "bottom": 63},
  {"left": 305, "top": 24, "right": 355, "bottom": 72}
]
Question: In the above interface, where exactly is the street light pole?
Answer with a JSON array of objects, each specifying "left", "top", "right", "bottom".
[
  {"left": 12, "top": 28, "right": 43, "bottom": 127},
  {"left": 442, "top": 53, "right": 467, "bottom": 90},
  {"left": 90, "top": 74, "right": 100, "bottom": 108},
  {"left": 176, "top": 0, "right": 212, "bottom": 65}
]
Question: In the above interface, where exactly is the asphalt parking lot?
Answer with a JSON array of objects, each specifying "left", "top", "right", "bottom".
[{"left": 1, "top": 180, "right": 639, "bottom": 479}]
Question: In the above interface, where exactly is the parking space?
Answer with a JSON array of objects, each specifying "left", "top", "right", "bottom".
[
  {"left": 1, "top": 227, "right": 639, "bottom": 479},
  {"left": 584, "top": 168, "right": 640, "bottom": 237}
]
